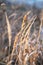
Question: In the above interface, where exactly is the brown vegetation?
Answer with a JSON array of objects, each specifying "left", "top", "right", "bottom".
[{"left": 0, "top": 3, "right": 43, "bottom": 65}]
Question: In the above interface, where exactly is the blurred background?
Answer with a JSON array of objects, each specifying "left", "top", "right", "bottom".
[{"left": 0, "top": 0, "right": 43, "bottom": 8}]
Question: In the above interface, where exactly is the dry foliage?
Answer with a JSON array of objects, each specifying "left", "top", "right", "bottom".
[{"left": 0, "top": 6, "right": 43, "bottom": 65}]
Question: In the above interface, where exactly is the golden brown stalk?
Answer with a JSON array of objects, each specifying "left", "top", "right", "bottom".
[
  {"left": 11, "top": 11, "right": 31, "bottom": 57},
  {"left": 20, "top": 15, "right": 37, "bottom": 46},
  {"left": 5, "top": 12, "right": 12, "bottom": 54}
]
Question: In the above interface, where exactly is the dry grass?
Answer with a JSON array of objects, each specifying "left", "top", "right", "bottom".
[
  {"left": 5, "top": 12, "right": 12, "bottom": 55},
  {"left": 6, "top": 11, "right": 43, "bottom": 65},
  {"left": 0, "top": 6, "right": 43, "bottom": 65}
]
